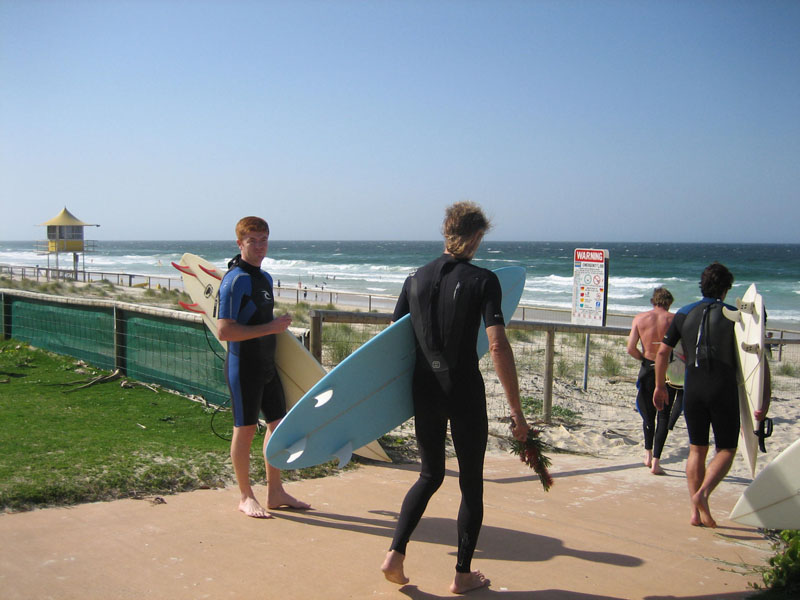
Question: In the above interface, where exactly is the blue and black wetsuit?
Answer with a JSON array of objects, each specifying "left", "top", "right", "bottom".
[
  {"left": 218, "top": 255, "right": 286, "bottom": 427},
  {"left": 389, "top": 254, "right": 505, "bottom": 574},
  {"left": 662, "top": 297, "right": 738, "bottom": 449}
]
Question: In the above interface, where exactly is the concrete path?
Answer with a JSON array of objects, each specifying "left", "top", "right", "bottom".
[{"left": 0, "top": 452, "right": 772, "bottom": 599}]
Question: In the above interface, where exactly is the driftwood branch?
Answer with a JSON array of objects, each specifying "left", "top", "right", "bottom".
[{"left": 62, "top": 369, "right": 122, "bottom": 393}]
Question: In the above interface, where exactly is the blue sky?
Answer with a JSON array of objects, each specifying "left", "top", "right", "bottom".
[{"left": 1, "top": 0, "right": 798, "bottom": 242}]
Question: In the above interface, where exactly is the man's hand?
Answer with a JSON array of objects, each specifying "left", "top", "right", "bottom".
[
  {"left": 510, "top": 412, "right": 530, "bottom": 442},
  {"left": 271, "top": 313, "right": 292, "bottom": 334},
  {"left": 653, "top": 385, "right": 669, "bottom": 411}
]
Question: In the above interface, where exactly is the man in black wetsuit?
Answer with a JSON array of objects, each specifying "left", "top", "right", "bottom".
[
  {"left": 653, "top": 262, "right": 767, "bottom": 528},
  {"left": 381, "top": 202, "right": 530, "bottom": 594},
  {"left": 217, "top": 216, "right": 310, "bottom": 519}
]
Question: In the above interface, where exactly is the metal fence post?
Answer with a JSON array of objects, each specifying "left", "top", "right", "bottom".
[
  {"left": 1, "top": 292, "right": 9, "bottom": 340},
  {"left": 582, "top": 333, "right": 590, "bottom": 391},
  {"left": 113, "top": 305, "right": 127, "bottom": 374}
]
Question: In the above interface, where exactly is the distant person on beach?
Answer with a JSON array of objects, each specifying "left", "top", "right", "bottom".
[
  {"left": 654, "top": 262, "right": 769, "bottom": 527},
  {"left": 627, "top": 287, "right": 676, "bottom": 475},
  {"left": 217, "top": 216, "right": 310, "bottom": 518},
  {"left": 381, "top": 201, "right": 530, "bottom": 594}
]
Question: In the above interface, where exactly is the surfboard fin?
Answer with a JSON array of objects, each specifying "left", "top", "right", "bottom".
[
  {"left": 198, "top": 264, "right": 222, "bottom": 280},
  {"left": 171, "top": 262, "right": 196, "bottom": 277},
  {"left": 332, "top": 441, "right": 353, "bottom": 468},
  {"left": 314, "top": 389, "right": 334, "bottom": 407},
  {"left": 722, "top": 306, "right": 741, "bottom": 323},
  {"left": 285, "top": 436, "right": 307, "bottom": 464},
  {"left": 741, "top": 342, "right": 762, "bottom": 356},
  {"left": 178, "top": 301, "right": 206, "bottom": 314},
  {"left": 736, "top": 299, "right": 756, "bottom": 315}
]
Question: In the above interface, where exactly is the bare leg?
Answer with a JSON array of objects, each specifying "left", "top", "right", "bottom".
[
  {"left": 231, "top": 424, "right": 272, "bottom": 518},
  {"left": 691, "top": 448, "right": 736, "bottom": 529},
  {"left": 263, "top": 419, "right": 311, "bottom": 510},
  {"left": 686, "top": 444, "right": 708, "bottom": 526},
  {"left": 381, "top": 550, "right": 409, "bottom": 585},
  {"left": 451, "top": 570, "right": 490, "bottom": 594}
]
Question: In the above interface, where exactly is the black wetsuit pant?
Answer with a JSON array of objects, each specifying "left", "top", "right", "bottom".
[
  {"left": 390, "top": 368, "right": 488, "bottom": 574},
  {"left": 636, "top": 361, "right": 676, "bottom": 459}
]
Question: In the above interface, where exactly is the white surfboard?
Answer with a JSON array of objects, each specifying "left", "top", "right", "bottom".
[
  {"left": 173, "top": 253, "right": 389, "bottom": 463},
  {"left": 723, "top": 283, "right": 767, "bottom": 478},
  {"left": 730, "top": 438, "right": 800, "bottom": 530}
]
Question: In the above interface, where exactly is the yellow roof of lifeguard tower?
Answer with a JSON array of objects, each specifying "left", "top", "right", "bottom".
[{"left": 40, "top": 207, "right": 97, "bottom": 227}]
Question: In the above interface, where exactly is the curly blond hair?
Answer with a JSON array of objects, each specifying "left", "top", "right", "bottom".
[
  {"left": 650, "top": 287, "right": 674, "bottom": 309},
  {"left": 442, "top": 201, "right": 491, "bottom": 259}
]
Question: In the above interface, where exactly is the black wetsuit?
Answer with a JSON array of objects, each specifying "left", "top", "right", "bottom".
[
  {"left": 218, "top": 255, "right": 286, "bottom": 427},
  {"left": 389, "top": 254, "right": 505, "bottom": 574},
  {"left": 662, "top": 297, "right": 739, "bottom": 449},
  {"left": 636, "top": 359, "right": 676, "bottom": 458}
]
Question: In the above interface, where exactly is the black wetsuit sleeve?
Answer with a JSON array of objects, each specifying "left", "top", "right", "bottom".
[
  {"left": 481, "top": 272, "right": 505, "bottom": 328},
  {"left": 393, "top": 277, "right": 411, "bottom": 321},
  {"left": 662, "top": 313, "right": 683, "bottom": 348}
]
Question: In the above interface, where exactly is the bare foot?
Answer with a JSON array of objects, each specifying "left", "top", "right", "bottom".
[
  {"left": 450, "top": 570, "right": 490, "bottom": 594},
  {"left": 381, "top": 550, "right": 409, "bottom": 585},
  {"left": 650, "top": 459, "right": 665, "bottom": 475},
  {"left": 267, "top": 489, "right": 311, "bottom": 510},
  {"left": 690, "top": 511, "right": 703, "bottom": 527},
  {"left": 239, "top": 497, "right": 273, "bottom": 519},
  {"left": 691, "top": 491, "right": 716, "bottom": 528},
  {"left": 643, "top": 450, "right": 653, "bottom": 468}
]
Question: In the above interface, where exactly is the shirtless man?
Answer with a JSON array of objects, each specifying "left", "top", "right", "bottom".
[
  {"left": 217, "top": 216, "right": 310, "bottom": 518},
  {"left": 627, "top": 287, "right": 676, "bottom": 475}
]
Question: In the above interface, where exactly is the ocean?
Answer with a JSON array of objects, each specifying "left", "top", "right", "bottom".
[{"left": 1, "top": 240, "right": 798, "bottom": 328}]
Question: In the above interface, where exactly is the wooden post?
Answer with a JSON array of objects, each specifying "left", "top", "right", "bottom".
[
  {"left": 310, "top": 310, "right": 323, "bottom": 363},
  {"left": 543, "top": 327, "right": 555, "bottom": 424}
]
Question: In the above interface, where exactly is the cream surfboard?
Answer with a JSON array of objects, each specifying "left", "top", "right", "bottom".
[
  {"left": 173, "top": 253, "right": 389, "bottom": 463},
  {"left": 723, "top": 283, "right": 767, "bottom": 478},
  {"left": 665, "top": 340, "right": 686, "bottom": 389},
  {"left": 730, "top": 437, "right": 800, "bottom": 530}
]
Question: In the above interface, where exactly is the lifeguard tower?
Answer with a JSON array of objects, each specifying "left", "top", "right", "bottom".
[{"left": 36, "top": 207, "right": 99, "bottom": 278}]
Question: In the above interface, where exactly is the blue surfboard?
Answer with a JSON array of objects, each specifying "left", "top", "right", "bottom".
[{"left": 266, "top": 266, "right": 526, "bottom": 469}]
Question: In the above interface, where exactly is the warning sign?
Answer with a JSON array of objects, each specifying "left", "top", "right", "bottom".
[{"left": 571, "top": 248, "right": 609, "bottom": 326}]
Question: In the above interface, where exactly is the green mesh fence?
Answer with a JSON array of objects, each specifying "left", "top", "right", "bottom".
[
  {"left": 124, "top": 313, "right": 228, "bottom": 405},
  {"left": 1, "top": 292, "right": 228, "bottom": 406},
  {"left": 8, "top": 297, "right": 116, "bottom": 370}
]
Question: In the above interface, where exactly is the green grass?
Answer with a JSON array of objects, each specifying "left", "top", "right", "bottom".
[
  {"left": 775, "top": 362, "right": 798, "bottom": 378},
  {"left": 0, "top": 339, "right": 343, "bottom": 512},
  {"left": 520, "top": 395, "right": 581, "bottom": 425}
]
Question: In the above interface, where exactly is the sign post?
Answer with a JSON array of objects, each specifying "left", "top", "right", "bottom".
[{"left": 571, "top": 248, "right": 609, "bottom": 326}]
